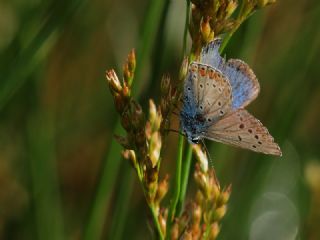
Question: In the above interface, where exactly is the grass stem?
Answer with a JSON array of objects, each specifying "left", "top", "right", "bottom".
[
  {"left": 176, "top": 145, "right": 193, "bottom": 216},
  {"left": 167, "top": 135, "right": 184, "bottom": 237},
  {"left": 150, "top": 204, "right": 164, "bottom": 240}
]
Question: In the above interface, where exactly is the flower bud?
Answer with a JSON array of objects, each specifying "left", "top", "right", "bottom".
[
  {"left": 194, "top": 165, "right": 208, "bottom": 196},
  {"left": 131, "top": 101, "right": 144, "bottom": 129},
  {"left": 149, "top": 99, "right": 157, "bottom": 123},
  {"left": 149, "top": 132, "right": 162, "bottom": 167},
  {"left": 158, "top": 211, "right": 166, "bottom": 237},
  {"left": 209, "top": 222, "right": 220, "bottom": 239},
  {"left": 106, "top": 69, "right": 122, "bottom": 93},
  {"left": 122, "top": 82, "right": 130, "bottom": 98},
  {"left": 121, "top": 110, "right": 131, "bottom": 131},
  {"left": 123, "top": 63, "right": 131, "bottom": 82},
  {"left": 179, "top": 57, "right": 189, "bottom": 82},
  {"left": 200, "top": 17, "right": 214, "bottom": 43},
  {"left": 161, "top": 75, "right": 171, "bottom": 94},
  {"left": 192, "top": 144, "right": 208, "bottom": 172},
  {"left": 113, "top": 93, "right": 125, "bottom": 113},
  {"left": 171, "top": 221, "right": 179, "bottom": 240},
  {"left": 114, "top": 134, "right": 131, "bottom": 149},
  {"left": 195, "top": 190, "right": 204, "bottom": 205},
  {"left": 155, "top": 175, "right": 169, "bottom": 204},
  {"left": 226, "top": 0, "right": 238, "bottom": 18},
  {"left": 257, "top": 0, "right": 276, "bottom": 8},
  {"left": 192, "top": 203, "right": 202, "bottom": 225},
  {"left": 128, "top": 49, "right": 136, "bottom": 73},
  {"left": 217, "top": 184, "right": 232, "bottom": 206},
  {"left": 214, "top": 205, "right": 227, "bottom": 221},
  {"left": 122, "top": 149, "right": 137, "bottom": 167}
]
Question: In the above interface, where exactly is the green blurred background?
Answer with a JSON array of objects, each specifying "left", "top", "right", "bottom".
[{"left": 0, "top": 0, "right": 320, "bottom": 239}]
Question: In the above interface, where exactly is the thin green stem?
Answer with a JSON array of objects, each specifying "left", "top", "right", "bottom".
[
  {"left": 176, "top": 144, "right": 193, "bottom": 216},
  {"left": 167, "top": 135, "right": 184, "bottom": 237},
  {"left": 166, "top": 0, "right": 192, "bottom": 232},
  {"left": 149, "top": 204, "right": 164, "bottom": 240}
]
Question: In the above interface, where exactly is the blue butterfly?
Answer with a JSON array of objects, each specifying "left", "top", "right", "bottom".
[{"left": 180, "top": 39, "right": 281, "bottom": 156}]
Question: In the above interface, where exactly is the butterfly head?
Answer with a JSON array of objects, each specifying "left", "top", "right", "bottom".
[
  {"left": 189, "top": 136, "right": 200, "bottom": 144},
  {"left": 180, "top": 114, "right": 203, "bottom": 144},
  {"left": 183, "top": 128, "right": 201, "bottom": 144}
]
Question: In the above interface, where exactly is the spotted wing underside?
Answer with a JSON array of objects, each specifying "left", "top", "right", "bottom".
[{"left": 203, "top": 109, "right": 282, "bottom": 156}]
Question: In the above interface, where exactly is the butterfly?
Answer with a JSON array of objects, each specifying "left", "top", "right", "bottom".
[{"left": 180, "top": 39, "right": 282, "bottom": 156}]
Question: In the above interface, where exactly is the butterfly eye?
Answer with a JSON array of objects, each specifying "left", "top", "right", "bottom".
[{"left": 191, "top": 137, "right": 200, "bottom": 144}]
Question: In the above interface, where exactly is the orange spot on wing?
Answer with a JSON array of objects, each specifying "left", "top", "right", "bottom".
[{"left": 198, "top": 65, "right": 207, "bottom": 77}]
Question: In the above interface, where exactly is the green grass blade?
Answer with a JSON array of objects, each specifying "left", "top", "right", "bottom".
[
  {"left": 176, "top": 145, "right": 193, "bottom": 216},
  {"left": 27, "top": 113, "right": 64, "bottom": 240},
  {"left": 107, "top": 163, "right": 135, "bottom": 240},
  {"left": 0, "top": 0, "right": 85, "bottom": 111},
  {"left": 83, "top": 122, "right": 124, "bottom": 240},
  {"left": 166, "top": 135, "right": 184, "bottom": 237}
]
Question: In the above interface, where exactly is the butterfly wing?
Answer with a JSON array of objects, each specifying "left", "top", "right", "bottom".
[
  {"left": 181, "top": 62, "right": 233, "bottom": 142},
  {"left": 183, "top": 63, "right": 199, "bottom": 114},
  {"left": 224, "top": 59, "right": 260, "bottom": 109},
  {"left": 200, "top": 38, "right": 224, "bottom": 69},
  {"left": 203, "top": 109, "right": 282, "bottom": 156},
  {"left": 200, "top": 40, "right": 260, "bottom": 109},
  {"left": 191, "top": 62, "right": 233, "bottom": 122}
]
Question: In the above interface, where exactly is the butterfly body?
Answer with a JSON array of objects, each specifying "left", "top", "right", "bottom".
[{"left": 181, "top": 39, "right": 282, "bottom": 156}]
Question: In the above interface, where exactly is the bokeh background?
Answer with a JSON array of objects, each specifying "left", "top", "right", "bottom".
[{"left": 1, "top": 0, "right": 320, "bottom": 239}]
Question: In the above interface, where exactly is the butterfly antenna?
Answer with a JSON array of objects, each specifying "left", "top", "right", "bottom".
[
  {"left": 201, "top": 139, "right": 214, "bottom": 168},
  {"left": 200, "top": 140, "right": 220, "bottom": 185}
]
